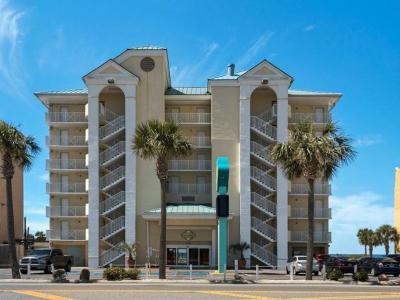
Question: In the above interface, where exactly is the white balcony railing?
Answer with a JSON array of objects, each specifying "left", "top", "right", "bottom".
[
  {"left": 167, "top": 183, "right": 211, "bottom": 194},
  {"left": 100, "top": 216, "right": 125, "bottom": 239},
  {"left": 250, "top": 166, "right": 276, "bottom": 190},
  {"left": 289, "top": 183, "right": 331, "bottom": 195},
  {"left": 289, "top": 231, "right": 332, "bottom": 243},
  {"left": 99, "top": 166, "right": 125, "bottom": 189},
  {"left": 99, "top": 141, "right": 126, "bottom": 165},
  {"left": 168, "top": 160, "right": 211, "bottom": 171},
  {"left": 46, "top": 182, "right": 87, "bottom": 194},
  {"left": 46, "top": 112, "right": 86, "bottom": 123},
  {"left": 46, "top": 135, "right": 87, "bottom": 147},
  {"left": 165, "top": 112, "right": 211, "bottom": 124},
  {"left": 46, "top": 159, "right": 87, "bottom": 170},
  {"left": 100, "top": 191, "right": 126, "bottom": 215},
  {"left": 46, "top": 206, "right": 87, "bottom": 217},
  {"left": 250, "top": 116, "right": 277, "bottom": 140},
  {"left": 289, "top": 207, "right": 332, "bottom": 219},
  {"left": 47, "top": 229, "right": 87, "bottom": 240},
  {"left": 289, "top": 112, "right": 331, "bottom": 124},
  {"left": 99, "top": 115, "right": 125, "bottom": 139},
  {"left": 188, "top": 136, "right": 211, "bottom": 148}
]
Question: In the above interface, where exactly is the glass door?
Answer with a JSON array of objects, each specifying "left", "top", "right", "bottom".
[
  {"left": 199, "top": 248, "right": 210, "bottom": 265},
  {"left": 189, "top": 248, "right": 199, "bottom": 265},
  {"left": 167, "top": 248, "right": 176, "bottom": 265},
  {"left": 176, "top": 248, "right": 188, "bottom": 265}
]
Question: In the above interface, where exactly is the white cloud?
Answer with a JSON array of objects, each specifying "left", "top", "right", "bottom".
[
  {"left": 330, "top": 192, "right": 393, "bottom": 253},
  {"left": 0, "top": 0, "right": 27, "bottom": 98},
  {"left": 354, "top": 135, "right": 383, "bottom": 147},
  {"left": 236, "top": 32, "right": 274, "bottom": 69},
  {"left": 26, "top": 220, "right": 48, "bottom": 233},
  {"left": 304, "top": 25, "right": 315, "bottom": 32},
  {"left": 173, "top": 42, "right": 219, "bottom": 85}
]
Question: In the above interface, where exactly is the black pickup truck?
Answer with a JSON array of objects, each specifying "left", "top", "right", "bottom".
[{"left": 19, "top": 248, "right": 72, "bottom": 274}]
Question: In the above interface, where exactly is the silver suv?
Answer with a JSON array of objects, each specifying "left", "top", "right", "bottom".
[{"left": 286, "top": 255, "right": 319, "bottom": 275}]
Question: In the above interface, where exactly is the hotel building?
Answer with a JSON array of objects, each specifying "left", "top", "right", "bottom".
[{"left": 35, "top": 46, "right": 340, "bottom": 269}]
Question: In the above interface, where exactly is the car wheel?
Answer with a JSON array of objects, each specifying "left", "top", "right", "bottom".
[
  {"left": 44, "top": 265, "right": 51, "bottom": 274},
  {"left": 64, "top": 262, "right": 71, "bottom": 272},
  {"left": 20, "top": 270, "right": 27, "bottom": 275}
]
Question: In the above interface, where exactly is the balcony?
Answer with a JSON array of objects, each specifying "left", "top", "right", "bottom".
[
  {"left": 288, "top": 206, "right": 332, "bottom": 219},
  {"left": 46, "top": 112, "right": 87, "bottom": 126},
  {"left": 168, "top": 160, "right": 211, "bottom": 171},
  {"left": 289, "top": 183, "right": 331, "bottom": 195},
  {"left": 188, "top": 136, "right": 211, "bottom": 148},
  {"left": 46, "top": 182, "right": 87, "bottom": 195},
  {"left": 46, "top": 159, "right": 87, "bottom": 171},
  {"left": 289, "top": 112, "right": 331, "bottom": 124},
  {"left": 47, "top": 229, "right": 88, "bottom": 241},
  {"left": 165, "top": 112, "right": 211, "bottom": 124},
  {"left": 46, "top": 135, "right": 87, "bottom": 149},
  {"left": 167, "top": 183, "right": 211, "bottom": 194},
  {"left": 46, "top": 205, "right": 88, "bottom": 218},
  {"left": 289, "top": 231, "right": 331, "bottom": 243}
]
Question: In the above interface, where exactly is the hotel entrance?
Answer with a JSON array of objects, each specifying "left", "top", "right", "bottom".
[{"left": 167, "top": 246, "right": 210, "bottom": 266}]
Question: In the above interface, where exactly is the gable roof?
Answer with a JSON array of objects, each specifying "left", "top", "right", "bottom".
[
  {"left": 165, "top": 87, "right": 209, "bottom": 95},
  {"left": 82, "top": 59, "right": 138, "bottom": 83}
]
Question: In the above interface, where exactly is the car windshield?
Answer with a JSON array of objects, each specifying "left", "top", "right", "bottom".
[
  {"left": 297, "top": 256, "right": 307, "bottom": 261},
  {"left": 29, "top": 249, "right": 51, "bottom": 256}
]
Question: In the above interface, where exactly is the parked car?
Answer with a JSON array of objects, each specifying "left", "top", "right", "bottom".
[
  {"left": 357, "top": 256, "right": 400, "bottom": 277},
  {"left": 286, "top": 256, "right": 319, "bottom": 275},
  {"left": 19, "top": 248, "right": 72, "bottom": 274},
  {"left": 325, "top": 256, "right": 356, "bottom": 274},
  {"left": 315, "top": 254, "right": 329, "bottom": 270}
]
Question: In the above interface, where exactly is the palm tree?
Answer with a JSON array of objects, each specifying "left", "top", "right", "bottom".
[
  {"left": 392, "top": 230, "right": 400, "bottom": 254},
  {"left": 270, "top": 121, "right": 355, "bottom": 280},
  {"left": 0, "top": 121, "right": 40, "bottom": 279},
  {"left": 357, "top": 228, "right": 370, "bottom": 255},
  {"left": 132, "top": 120, "right": 191, "bottom": 279},
  {"left": 366, "top": 229, "right": 380, "bottom": 257},
  {"left": 376, "top": 224, "right": 397, "bottom": 255},
  {"left": 119, "top": 242, "right": 137, "bottom": 268},
  {"left": 34, "top": 231, "right": 46, "bottom": 243}
]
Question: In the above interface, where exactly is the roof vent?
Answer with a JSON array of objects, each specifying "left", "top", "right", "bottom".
[{"left": 227, "top": 64, "right": 235, "bottom": 76}]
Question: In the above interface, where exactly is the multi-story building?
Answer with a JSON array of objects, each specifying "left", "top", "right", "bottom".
[
  {"left": 35, "top": 46, "right": 340, "bottom": 269},
  {"left": 0, "top": 159, "right": 24, "bottom": 244}
]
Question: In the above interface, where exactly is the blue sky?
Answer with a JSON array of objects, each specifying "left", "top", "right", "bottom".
[{"left": 0, "top": 0, "right": 399, "bottom": 254}]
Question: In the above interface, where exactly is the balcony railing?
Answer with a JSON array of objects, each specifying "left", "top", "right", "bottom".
[
  {"left": 289, "top": 231, "right": 331, "bottom": 243},
  {"left": 46, "top": 159, "right": 87, "bottom": 170},
  {"left": 46, "top": 182, "right": 87, "bottom": 194},
  {"left": 289, "top": 183, "right": 331, "bottom": 195},
  {"left": 46, "top": 112, "right": 86, "bottom": 123},
  {"left": 165, "top": 112, "right": 211, "bottom": 124},
  {"left": 168, "top": 160, "right": 211, "bottom": 171},
  {"left": 46, "top": 135, "right": 87, "bottom": 147},
  {"left": 46, "top": 205, "right": 87, "bottom": 217},
  {"left": 188, "top": 136, "right": 211, "bottom": 148},
  {"left": 167, "top": 183, "right": 211, "bottom": 194},
  {"left": 289, "top": 112, "right": 331, "bottom": 124},
  {"left": 47, "top": 229, "right": 87, "bottom": 240},
  {"left": 289, "top": 207, "right": 332, "bottom": 219}
]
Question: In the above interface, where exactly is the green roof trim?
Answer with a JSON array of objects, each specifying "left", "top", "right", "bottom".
[{"left": 144, "top": 205, "right": 215, "bottom": 215}]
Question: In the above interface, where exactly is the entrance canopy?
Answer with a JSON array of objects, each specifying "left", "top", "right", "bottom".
[{"left": 142, "top": 205, "right": 216, "bottom": 220}]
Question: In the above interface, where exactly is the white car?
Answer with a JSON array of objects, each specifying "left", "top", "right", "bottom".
[{"left": 286, "top": 255, "right": 319, "bottom": 275}]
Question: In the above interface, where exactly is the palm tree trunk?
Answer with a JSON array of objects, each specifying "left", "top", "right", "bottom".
[
  {"left": 364, "top": 245, "right": 367, "bottom": 256},
  {"left": 4, "top": 169, "right": 20, "bottom": 279},
  {"left": 385, "top": 242, "right": 389, "bottom": 256},
  {"left": 306, "top": 179, "right": 315, "bottom": 280},
  {"left": 158, "top": 178, "right": 167, "bottom": 279},
  {"left": 369, "top": 245, "right": 373, "bottom": 257}
]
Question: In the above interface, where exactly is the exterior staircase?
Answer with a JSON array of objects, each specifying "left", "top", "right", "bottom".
[
  {"left": 251, "top": 217, "right": 276, "bottom": 242},
  {"left": 251, "top": 243, "right": 277, "bottom": 267},
  {"left": 250, "top": 192, "right": 276, "bottom": 217}
]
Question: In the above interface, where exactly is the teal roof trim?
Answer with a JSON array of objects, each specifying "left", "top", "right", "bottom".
[
  {"left": 129, "top": 46, "right": 167, "bottom": 50},
  {"left": 166, "top": 87, "right": 209, "bottom": 95},
  {"left": 35, "top": 88, "right": 88, "bottom": 95},
  {"left": 144, "top": 205, "right": 215, "bottom": 215}
]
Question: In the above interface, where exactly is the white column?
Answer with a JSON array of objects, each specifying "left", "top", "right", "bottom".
[
  {"left": 124, "top": 85, "right": 137, "bottom": 247},
  {"left": 239, "top": 85, "right": 252, "bottom": 267},
  {"left": 87, "top": 85, "right": 101, "bottom": 268},
  {"left": 211, "top": 227, "right": 217, "bottom": 267},
  {"left": 276, "top": 86, "right": 289, "bottom": 270}
]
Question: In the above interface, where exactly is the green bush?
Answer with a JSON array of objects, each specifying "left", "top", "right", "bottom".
[
  {"left": 328, "top": 269, "right": 344, "bottom": 281},
  {"left": 352, "top": 270, "right": 369, "bottom": 282},
  {"left": 79, "top": 268, "right": 90, "bottom": 282},
  {"left": 124, "top": 268, "right": 140, "bottom": 280},
  {"left": 103, "top": 267, "right": 125, "bottom": 281}
]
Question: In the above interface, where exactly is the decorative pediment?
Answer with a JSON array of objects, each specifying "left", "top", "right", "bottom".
[
  {"left": 239, "top": 59, "right": 293, "bottom": 82},
  {"left": 82, "top": 59, "right": 139, "bottom": 84}
]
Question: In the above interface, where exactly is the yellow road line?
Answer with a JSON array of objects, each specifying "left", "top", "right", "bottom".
[
  {"left": 198, "top": 290, "right": 272, "bottom": 299},
  {"left": 12, "top": 290, "right": 74, "bottom": 300}
]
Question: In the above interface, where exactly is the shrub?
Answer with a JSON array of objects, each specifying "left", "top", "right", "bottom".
[
  {"left": 328, "top": 269, "right": 344, "bottom": 281},
  {"left": 124, "top": 268, "right": 140, "bottom": 280},
  {"left": 103, "top": 267, "right": 125, "bottom": 281},
  {"left": 352, "top": 270, "right": 369, "bottom": 282},
  {"left": 52, "top": 269, "right": 68, "bottom": 283},
  {"left": 378, "top": 274, "right": 389, "bottom": 282},
  {"left": 79, "top": 268, "right": 90, "bottom": 282}
]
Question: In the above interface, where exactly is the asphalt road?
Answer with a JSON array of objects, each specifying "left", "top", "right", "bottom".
[{"left": 1, "top": 282, "right": 400, "bottom": 299}]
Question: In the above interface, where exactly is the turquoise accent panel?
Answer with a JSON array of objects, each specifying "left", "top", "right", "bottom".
[
  {"left": 218, "top": 217, "right": 228, "bottom": 272},
  {"left": 216, "top": 156, "right": 229, "bottom": 194}
]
